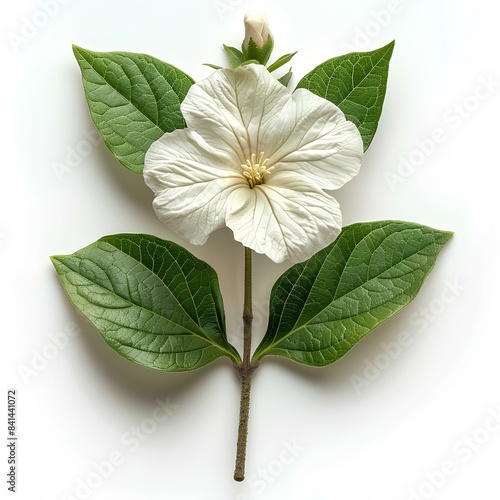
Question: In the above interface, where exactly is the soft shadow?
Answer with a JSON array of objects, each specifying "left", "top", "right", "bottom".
[
  {"left": 71, "top": 80, "right": 155, "bottom": 222},
  {"left": 50, "top": 273, "right": 238, "bottom": 406},
  {"left": 93, "top": 143, "right": 156, "bottom": 217},
  {"left": 257, "top": 309, "right": 417, "bottom": 391}
]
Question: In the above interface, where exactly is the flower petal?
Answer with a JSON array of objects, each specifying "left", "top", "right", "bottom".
[
  {"left": 144, "top": 64, "right": 363, "bottom": 261},
  {"left": 181, "top": 64, "right": 290, "bottom": 164},
  {"left": 226, "top": 171, "right": 343, "bottom": 263},
  {"left": 268, "top": 88, "right": 364, "bottom": 190},
  {"left": 144, "top": 130, "right": 247, "bottom": 245},
  {"left": 182, "top": 65, "right": 363, "bottom": 190}
]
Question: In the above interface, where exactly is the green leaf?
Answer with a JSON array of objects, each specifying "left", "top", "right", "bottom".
[
  {"left": 51, "top": 234, "right": 240, "bottom": 371},
  {"left": 267, "top": 51, "right": 298, "bottom": 73},
  {"left": 296, "top": 41, "right": 395, "bottom": 151},
  {"left": 252, "top": 221, "right": 452, "bottom": 367},
  {"left": 73, "top": 46, "right": 194, "bottom": 174},
  {"left": 223, "top": 45, "right": 246, "bottom": 68}
]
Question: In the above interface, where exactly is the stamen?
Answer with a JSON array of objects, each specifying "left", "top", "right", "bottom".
[{"left": 241, "top": 152, "right": 274, "bottom": 188}]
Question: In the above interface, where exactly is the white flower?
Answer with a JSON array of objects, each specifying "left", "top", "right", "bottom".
[
  {"left": 143, "top": 64, "right": 363, "bottom": 264},
  {"left": 243, "top": 11, "right": 271, "bottom": 49}
]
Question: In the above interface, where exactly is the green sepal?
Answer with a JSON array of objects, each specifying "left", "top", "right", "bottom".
[
  {"left": 223, "top": 45, "right": 246, "bottom": 68},
  {"left": 204, "top": 63, "right": 223, "bottom": 70},
  {"left": 240, "top": 59, "right": 261, "bottom": 66},
  {"left": 278, "top": 69, "right": 293, "bottom": 87},
  {"left": 242, "top": 35, "right": 274, "bottom": 65},
  {"left": 268, "top": 51, "right": 298, "bottom": 73}
]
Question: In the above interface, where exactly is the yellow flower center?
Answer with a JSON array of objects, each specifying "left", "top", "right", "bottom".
[{"left": 241, "top": 152, "right": 274, "bottom": 188}]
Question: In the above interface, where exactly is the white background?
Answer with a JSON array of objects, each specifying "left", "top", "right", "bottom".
[{"left": 1, "top": 0, "right": 499, "bottom": 499}]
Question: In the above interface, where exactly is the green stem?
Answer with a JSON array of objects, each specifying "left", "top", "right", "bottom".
[
  {"left": 234, "top": 247, "right": 257, "bottom": 482},
  {"left": 234, "top": 370, "right": 252, "bottom": 481}
]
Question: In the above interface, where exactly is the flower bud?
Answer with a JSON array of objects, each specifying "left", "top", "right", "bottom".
[{"left": 243, "top": 11, "right": 271, "bottom": 49}]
